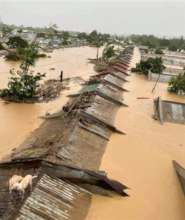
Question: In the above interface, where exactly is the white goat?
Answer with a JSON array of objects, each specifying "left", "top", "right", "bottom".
[
  {"left": 9, "top": 175, "right": 23, "bottom": 194},
  {"left": 15, "top": 175, "right": 37, "bottom": 198}
]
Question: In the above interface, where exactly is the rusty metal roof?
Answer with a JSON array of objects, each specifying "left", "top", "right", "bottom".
[
  {"left": 83, "top": 95, "right": 118, "bottom": 127},
  {"left": 16, "top": 174, "right": 91, "bottom": 220},
  {"left": 103, "top": 74, "right": 128, "bottom": 91},
  {"left": 0, "top": 47, "right": 133, "bottom": 220}
]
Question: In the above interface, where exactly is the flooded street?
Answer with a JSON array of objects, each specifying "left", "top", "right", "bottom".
[
  {"left": 0, "top": 46, "right": 97, "bottom": 159},
  {"left": 86, "top": 48, "right": 185, "bottom": 220}
]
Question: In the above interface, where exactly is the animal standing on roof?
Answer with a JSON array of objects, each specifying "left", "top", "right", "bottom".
[
  {"left": 9, "top": 175, "right": 23, "bottom": 194},
  {"left": 10, "top": 174, "right": 37, "bottom": 199}
]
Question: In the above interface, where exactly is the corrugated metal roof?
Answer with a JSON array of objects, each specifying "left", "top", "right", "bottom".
[
  {"left": 97, "top": 84, "right": 126, "bottom": 106},
  {"left": 16, "top": 174, "right": 91, "bottom": 220},
  {"left": 0, "top": 47, "right": 133, "bottom": 219},
  {"left": 112, "top": 71, "right": 128, "bottom": 81},
  {"left": 81, "top": 83, "right": 99, "bottom": 93},
  {"left": 79, "top": 120, "right": 110, "bottom": 140},
  {"left": 84, "top": 95, "right": 118, "bottom": 127},
  {"left": 154, "top": 97, "right": 185, "bottom": 124},
  {"left": 103, "top": 74, "right": 126, "bottom": 91}
]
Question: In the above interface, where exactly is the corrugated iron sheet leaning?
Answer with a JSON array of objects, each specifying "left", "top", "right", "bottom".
[
  {"left": 0, "top": 47, "right": 134, "bottom": 220},
  {"left": 154, "top": 96, "right": 185, "bottom": 125}
]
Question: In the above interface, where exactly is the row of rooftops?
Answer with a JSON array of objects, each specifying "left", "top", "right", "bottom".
[
  {"left": 1, "top": 45, "right": 185, "bottom": 219},
  {"left": 0, "top": 47, "right": 134, "bottom": 220}
]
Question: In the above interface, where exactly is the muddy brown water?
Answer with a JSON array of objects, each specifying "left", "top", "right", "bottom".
[
  {"left": 1, "top": 47, "right": 185, "bottom": 219},
  {"left": 0, "top": 46, "right": 98, "bottom": 159},
  {"left": 86, "top": 48, "right": 185, "bottom": 220}
]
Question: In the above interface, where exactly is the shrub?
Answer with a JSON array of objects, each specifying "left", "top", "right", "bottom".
[
  {"left": 0, "top": 44, "right": 46, "bottom": 100},
  {"left": 5, "top": 47, "right": 47, "bottom": 61},
  {"left": 7, "top": 36, "right": 28, "bottom": 48},
  {"left": 168, "top": 73, "right": 185, "bottom": 94},
  {"left": 5, "top": 51, "right": 20, "bottom": 61},
  {"left": 102, "top": 45, "right": 116, "bottom": 61},
  {"left": 0, "top": 70, "right": 45, "bottom": 99},
  {"left": 131, "top": 57, "right": 165, "bottom": 75},
  {"left": 155, "top": 48, "right": 163, "bottom": 55},
  {"left": 0, "top": 43, "right": 5, "bottom": 50}
]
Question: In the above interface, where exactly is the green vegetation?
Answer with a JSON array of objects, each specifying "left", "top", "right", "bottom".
[
  {"left": 131, "top": 57, "right": 165, "bottom": 75},
  {"left": 5, "top": 52, "right": 20, "bottom": 61},
  {"left": 0, "top": 24, "right": 13, "bottom": 35},
  {"left": 0, "top": 43, "right": 5, "bottom": 50},
  {"left": 102, "top": 45, "right": 116, "bottom": 61},
  {"left": 0, "top": 44, "right": 45, "bottom": 100},
  {"left": 168, "top": 73, "right": 185, "bottom": 94},
  {"left": 7, "top": 36, "right": 28, "bottom": 48},
  {"left": 155, "top": 48, "right": 164, "bottom": 55},
  {"left": 88, "top": 30, "right": 104, "bottom": 59},
  {"left": 61, "top": 31, "right": 70, "bottom": 45},
  {"left": 87, "top": 30, "right": 111, "bottom": 60},
  {"left": 77, "top": 32, "right": 88, "bottom": 40},
  {"left": 131, "top": 35, "right": 185, "bottom": 51},
  {"left": 5, "top": 43, "right": 47, "bottom": 61}
]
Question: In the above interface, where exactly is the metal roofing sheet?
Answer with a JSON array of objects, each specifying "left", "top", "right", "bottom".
[{"left": 16, "top": 174, "right": 91, "bottom": 220}]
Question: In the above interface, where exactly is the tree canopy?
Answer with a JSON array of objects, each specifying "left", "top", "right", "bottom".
[
  {"left": 0, "top": 44, "right": 45, "bottom": 100},
  {"left": 102, "top": 45, "right": 116, "bottom": 61},
  {"left": 7, "top": 36, "right": 28, "bottom": 49},
  {"left": 0, "top": 43, "right": 4, "bottom": 50},
  {"left": 61, "top": 31, "right": 70, "bottom": 45},
  {"left": 131, "top": 57, "right": 165, "bottom": 75},
  {"left": 131, "top": 35, "right": 185, "bottom": 51},
  {"left": 168, "top": 73, "right": 185, "bottom": 94}
]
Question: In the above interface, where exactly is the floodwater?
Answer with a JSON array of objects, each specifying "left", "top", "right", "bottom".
[
  {"left": 86, "top": 48, "right": 185, "bottom": 220},
  {"left": 0, "top": 46, "right": 98, "bottom": 159}
]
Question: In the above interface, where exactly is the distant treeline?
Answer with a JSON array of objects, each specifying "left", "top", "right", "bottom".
[{"left": 130, "top": 35, "right": 185, "bottom": 51}]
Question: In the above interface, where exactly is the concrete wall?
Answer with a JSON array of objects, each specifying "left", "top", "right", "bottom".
[{"left": 148, "top": 71, "right": 173, "bottom": 83}]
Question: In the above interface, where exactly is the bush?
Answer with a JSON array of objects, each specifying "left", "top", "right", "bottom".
[
  {"left": 0, "top": 43, "right": 5, "bottom": 50},
  {"left": 131, "top": 57, "right": 165, "bottom": 75},
  {"left": 7, "top": 36, "right": 28, "bottom": 48},
  {"left": 0, "top": 70, "right": 45, "bottom": 99},
  {"left": 5, "top": 47, "right": 47, "bottom": 61},
  {"left": 102, "top": 45, "right": 116, "bottom": 61},
  {"left": 0, "top": 44, "right": 46, "bottom": 100},
  {"left": 168, "top": 73, "right": 185, "bottom": 94},
  {"left": 5, "top": 51, "right": 20, "bottom": 61},
  {"left": 155, "top": 48, "right": 163, "bottom": 55}
]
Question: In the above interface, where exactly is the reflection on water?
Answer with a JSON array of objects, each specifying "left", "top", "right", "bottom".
[
  {"left": 86, "top": 48, "right": 185, "bottom": 220},
  {"left": 0, "top": 46, "right": 97, "bottom": 159}
]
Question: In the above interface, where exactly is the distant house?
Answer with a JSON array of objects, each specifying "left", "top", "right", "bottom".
[
  {"left": 139, "top": 45, "right": 149, "bottom": 54},
  {"left": 10, "top": 29, "right": 37, "bottom": 43},
  {"left": 20, "top": 30, "right": 37, "bottom": 43}
]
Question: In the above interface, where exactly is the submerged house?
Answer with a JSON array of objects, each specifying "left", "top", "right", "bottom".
[{"left": 0, "top": 47, "right": 134, "bottom": 219}]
